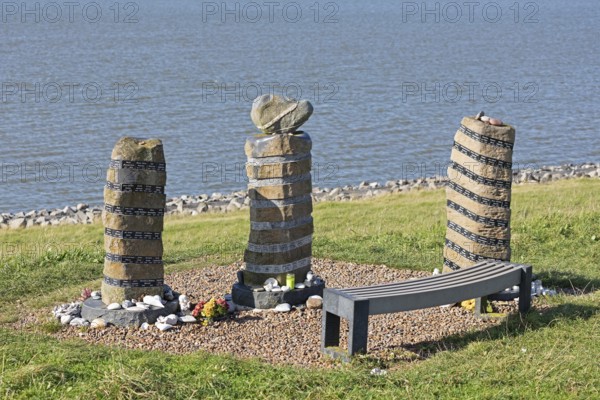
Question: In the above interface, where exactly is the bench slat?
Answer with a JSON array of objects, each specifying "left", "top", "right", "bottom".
[{"left": 341, "top": 268, "right": 515, "bottom": 297}]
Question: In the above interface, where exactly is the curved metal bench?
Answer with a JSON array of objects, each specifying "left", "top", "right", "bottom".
[{"left": 321, "top": 260, "right": 532, "bottom": 360}]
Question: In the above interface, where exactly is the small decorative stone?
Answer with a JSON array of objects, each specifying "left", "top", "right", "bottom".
[
  {"left": 178, "top": 294, "right": 190, "bottom": 312},
  {"left": 294, "top": 283, "right": 306, "bottom": 289},
  {"left": 90, "top": 318, "right": 107, "bottom": 329},
  {"left": 121, "top": 300, "right": 135, "bottom": 309},
  {"left": 250, "top": 94, "right": 313, "bottom": 134},
  {"left": 135, "top": 302, "right": 150, "bottom": 310},
  {"left": 178, "top": 315, "right": 197, "bottom": 324},
  {"left": 69, "top": 318, "right": 89, "bottom": 327},
  {"left": 306, "top": 271, "right": 314, "bottom": 282},
  {"left": 107, "top": 303, "right": 122, "bottom": 310},
  {"left": 475, "top": 111, "right": 484, "bottom": 120},
  {"left": 281, "top": 286, "right": 290, "bottom": 292},
  {"left": 274, "top": 303, "right": 292, "bottom": 312},
  {"left": 60, "top": 315, "right": 74, "bottom": 325},
  {"left": 125, "top": 306, "right": 146, "bottom": 312},
  {"left": 157, "top": 314, "right": 178, "bottom": 325},
  {"left": 142, "top": 295, "right": 164, "bottom": 309},
  {"left": 306, "top": 295, "right": 323, "bottom": 309},
  {"left": 140, "top": 322, "right": 150, "bottom": 330},
  {"left": 489, "top": 118, "right": 503, "bottom": 126},
  {"left": 480, "top": 116, "right": 490, "bottom": 122},
  {"left": 155, "top": 322, "right": 173, "bottom": 332},
  {"left": 91, "top": 291, "right": 101, "bottom": 300}
]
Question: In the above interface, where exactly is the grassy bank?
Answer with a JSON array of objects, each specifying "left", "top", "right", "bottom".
[{"left": 1, "top": 179, "right": 599, "bottom": 399}]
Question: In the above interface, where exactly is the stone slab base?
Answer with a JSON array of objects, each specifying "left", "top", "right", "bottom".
[
  {"left": 81, "top": 298, "right": 178, "bottom": 327},
  {"left": 231, "top": 281, "right": 325, "bottom": 309}
]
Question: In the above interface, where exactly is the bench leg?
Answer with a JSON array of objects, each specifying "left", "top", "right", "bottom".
[
  {"left": 322, "top": 311, "right": 341, "bottom": 350},
  {"left": 519, "top": 265, "right": 533, "bottom": 314},
  {"left": 348, "top": 300, "right": 369, "bottom": 356}
]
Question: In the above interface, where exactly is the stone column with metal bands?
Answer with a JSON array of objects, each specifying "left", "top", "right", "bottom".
[
  {"left": 242, "top": 132, "right": 314, "bottom": 286},
  {"left": 443, "top": 115, "right": 516, "bottom": 272},
  {"left": 101, "top": 137, "right": 167, "bottom": 305}
]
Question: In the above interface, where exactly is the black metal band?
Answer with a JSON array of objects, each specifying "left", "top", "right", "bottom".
[
  {"left": 109, "top": 159, "right": 166, "bottom": 171},
  {"left": 105, "top": 228, "right": 162, "bottom": 240},
  {"left": 453, "top": 142, "right": 512, "bottom": 169},
  {"left": 445, "top": 238, "right": 488, "bottom": 262},
  {"left": 443, "top": 258, "right": 462, "bottom": 271},
  {"left": 447, "top": 200, "right": 509, "bottom": 228},
  {"left": 105, "top": 181, "right": 165, "bottom": 194},
  {"left": 105, "top": 253, "right": 162, "bottom": 264},
  {"left": 449, "top": 162, "right": 512, "bottom": 189},
  {"left": 459, "top": 125, "right": 514, "bottom": 150},
  {"left": 104, "top": 203, "right": 165, "bottom": 217},
  {"left": 103, "top": 276, "right": 164, "bottom": 288},
  {"left": 447, "top": 221, "right": 510, "bottom": 247},
  {"left": 447, "top": 181, "right": 510, "bottom": 209}
]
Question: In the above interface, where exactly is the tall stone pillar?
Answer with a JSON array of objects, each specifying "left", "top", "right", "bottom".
[
  {"left": 243, "top": 132, "right": 314, "bottom": 286},
  {"left": 101, "top": 137, "right": 167, "bottom": 304},
  {"left": 443, "top": 114, "right": 515, "bottom": 272},
  {"left": 232, "top": 94, "right": 325, "bottom": 308}
]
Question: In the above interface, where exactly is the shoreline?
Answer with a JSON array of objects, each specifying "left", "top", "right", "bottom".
[{"left": 1, "top": 162, "right": 599, "bottom": 230}]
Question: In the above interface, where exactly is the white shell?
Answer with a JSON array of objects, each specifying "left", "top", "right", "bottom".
[
  {"left": 480, "top": 116, "right": 490, "bottom": 122},
  {"left": 107, "top": 303, "right": 122, "bottom": 310},
  {"left": 294, "top": 283, "right": 305, "bottom": 289},
  {"left": 140, "top": 322, "right": 150, "bottom": 330},
  {"left": 281, "top": 286, "right": 290, "bottom": 292}
]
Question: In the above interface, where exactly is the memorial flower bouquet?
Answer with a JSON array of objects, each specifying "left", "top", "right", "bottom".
[{"left": 192, "top": 297, "right": 229, "bottom": 325}]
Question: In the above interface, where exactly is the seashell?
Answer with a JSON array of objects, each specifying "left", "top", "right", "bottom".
[
  {"left": 294, "top": 283, "right": 306, "bottom": 289},
  {"left": 142, "top": 295, "right": 165, "bottom": 309},
  {"left": 107, "top": 303, "right": 122, "bottom": 310},
  {"left": 489, "top": 118, "right": 503, "bottom": 126},
  {"left": 306, "top": 271, "right": 314, "bottom": 281},
  {"left": 91, "top": 291, "right": 101, "bottom": 300},
  {"left": 480, "top": 116, "right": 490, "bottom": 122},
  {"left": 281, "top": 286, "right": 290, "bottom": 292},
  {"left": 140, "top": 322, "right": 150, "bottom": 330},
  {"left": 475, "top": 111, "right": 485, "bottom": 120},
  {"left": 135, "top": 302, "right": 150, "bottom": 310},
  {"left": 60, "top": 315, "right": 74, "bottom": 325}
]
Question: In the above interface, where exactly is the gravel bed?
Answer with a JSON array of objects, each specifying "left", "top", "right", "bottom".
[{"left": 29, "top": 259, "right": 528, "bottom": 368}]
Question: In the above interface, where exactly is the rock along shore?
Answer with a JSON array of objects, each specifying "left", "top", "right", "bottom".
[{"left": 2, "top": 162, "right": 599, "bottom": 230}]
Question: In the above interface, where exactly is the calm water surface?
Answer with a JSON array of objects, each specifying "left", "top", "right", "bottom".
[{"left": 1, "top": 0, "right": 598, "bottom": 212}]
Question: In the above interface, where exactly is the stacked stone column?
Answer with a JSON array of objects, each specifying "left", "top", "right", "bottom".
[
  {"left": 242, "top": 132, "right": 314, "bottom": 287},
  {"left": 101, "top": 137, "right": 167, "bottom": 304},
  {"left": 443, "top": 116, "right": 516, "bottom": 272}
]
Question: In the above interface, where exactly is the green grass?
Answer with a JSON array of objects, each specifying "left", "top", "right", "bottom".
[{"left": 1, "top": 179, "right": 599, "bottom": 399}]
